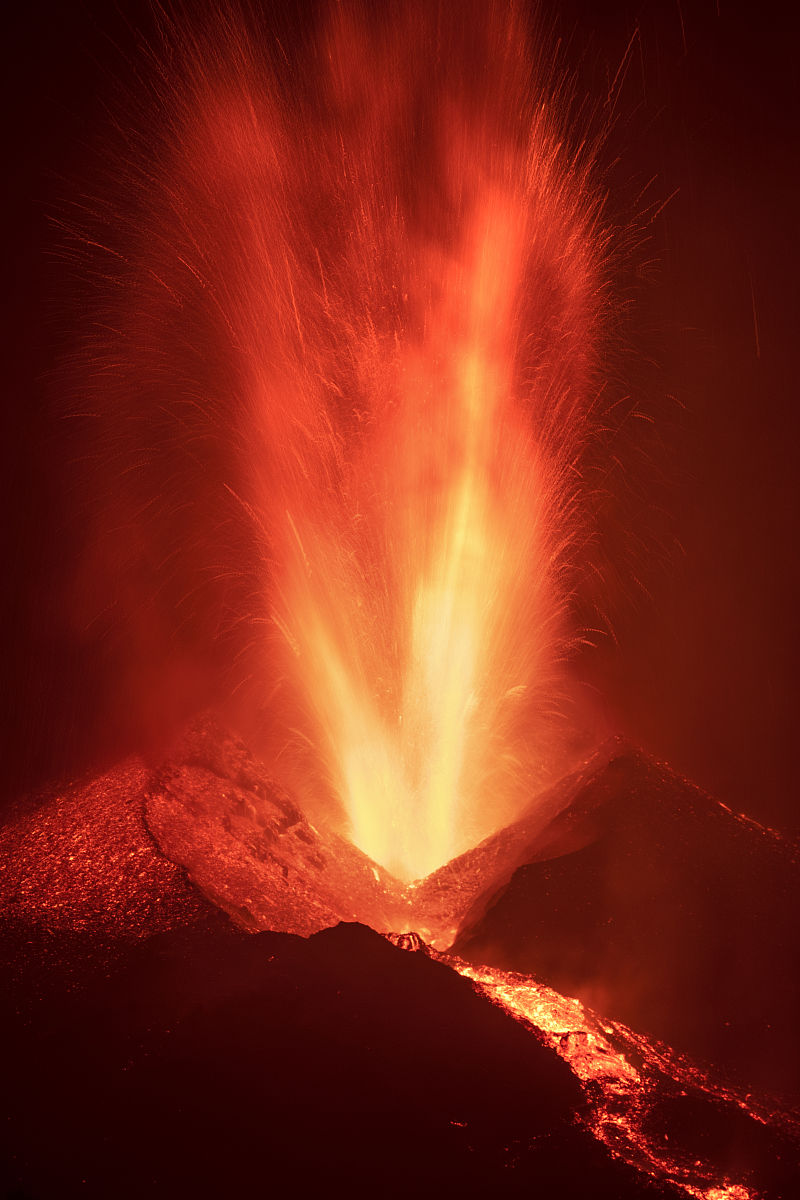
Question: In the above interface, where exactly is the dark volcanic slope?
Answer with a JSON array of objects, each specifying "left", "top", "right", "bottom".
[
  {"left": 0, "top": 921, "right": 670, "bottom": 1200},
  {"left": 452, "top": 746, "right": 800, "bottom": 1097}
]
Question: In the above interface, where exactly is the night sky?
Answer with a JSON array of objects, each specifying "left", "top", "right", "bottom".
[{"left": 3, "top": 0, "right": 798, "bottom": 835}]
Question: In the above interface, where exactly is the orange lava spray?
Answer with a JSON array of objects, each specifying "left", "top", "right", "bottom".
[{"left": 66, "top": 2, "right": 612, "bottom": 880}]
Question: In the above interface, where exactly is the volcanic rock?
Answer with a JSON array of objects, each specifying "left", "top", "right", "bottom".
[
  {"left": 145, "top": 714, "right": 410, "bottom": 934},
  {"left": 0, "top": 715, "right": 411, "bottom": 944},
  {"left": 0, "top": 759, "right": 212, "bottom": 941}
]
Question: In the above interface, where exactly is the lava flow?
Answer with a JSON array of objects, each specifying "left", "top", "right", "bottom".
[
  {"left": 448, "top": 956, "right": 760, "bottom": 1200},
  {"left": 390, "top": 934, "right": 795, "bottom": 1200},
  {"left": 68, "top": 1, "right": 611, "bottom": 882}
]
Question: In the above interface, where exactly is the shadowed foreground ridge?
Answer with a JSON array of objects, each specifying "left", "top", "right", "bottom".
[{"left": 1, "top": 919, "right": 668, "bottom": 1199}]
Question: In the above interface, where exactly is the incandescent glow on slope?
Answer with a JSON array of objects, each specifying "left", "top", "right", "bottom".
[{"left": 447, "top": 954, "right": 771, "bottom": 1200}]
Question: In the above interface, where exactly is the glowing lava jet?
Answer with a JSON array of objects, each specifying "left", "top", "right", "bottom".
[
  {"left": 234, "top": 3, "right": 609, "bottom": 879},
  {"left": 66, "top": 2, "right": 609, "bottom": 880}
]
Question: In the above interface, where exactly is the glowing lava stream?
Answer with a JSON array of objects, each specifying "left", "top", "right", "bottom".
[
  {"left": 389, "top": 938, "right": 774, "bottom": 1200},
  {"left": 451, "top": 958, "right": 750, "bottom": 1200}
]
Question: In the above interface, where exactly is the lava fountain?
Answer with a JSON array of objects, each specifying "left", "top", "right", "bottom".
[{"left": 65, "top": 1, "right": 613, "bottom": 881}]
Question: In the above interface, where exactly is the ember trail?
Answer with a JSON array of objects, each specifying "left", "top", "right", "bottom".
[{"left": 74, "top": 2, "right": 609, "bottom": 880}]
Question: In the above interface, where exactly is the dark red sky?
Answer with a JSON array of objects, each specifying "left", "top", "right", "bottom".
[{"left": 3, "top": 1, "right": 798, "bottom": 833}]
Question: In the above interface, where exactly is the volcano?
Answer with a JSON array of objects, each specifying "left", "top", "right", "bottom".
[
  {"left": 5, "top": 3, "right": 798, "bottom": 1196},
  {"left": 2, "top": 719, "right": 798, "bottom": 1199}
]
